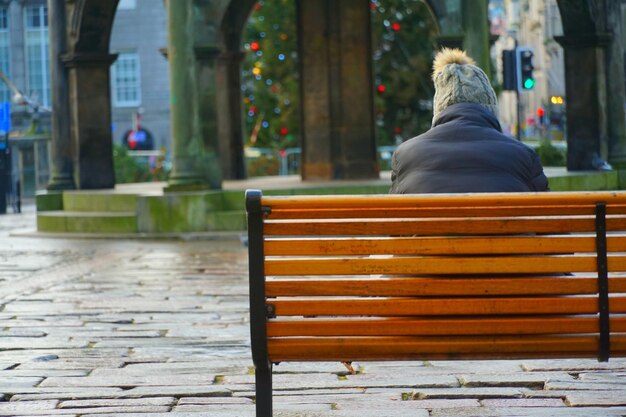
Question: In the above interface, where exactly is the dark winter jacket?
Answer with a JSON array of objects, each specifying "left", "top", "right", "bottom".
[{"left": 390, "top": 103, "right": 549, "bottom": 194}]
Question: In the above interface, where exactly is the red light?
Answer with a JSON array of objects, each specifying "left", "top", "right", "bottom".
[
  {"left": 255, "top": 3, "right": 262, "bottom": 11},
  {"left": 391, "top": 22, "right": 401, "bottom": 31},
  {"left": 377, "top": 84, "right": 386, "bottom": 94},
  {"left": 250, "top": 42, "right": 260, "bottom": 52},
  {"left": 394, "top": 127, "right": 402, "bottom": 134},
  {"left": 279, "top": 127, "right": 289, "bottom": 136},
  {"left": 250, "top": 105, "right": 257, "bottom": 114},
  {"left": 278, "top": 149, "right": 286, "bottom": 157},
  {"left": 536, "top": 107, "right": 545, "bottom": 117},
  {"left": 370, "top": 2, "right": 377, "bottom": 9}
]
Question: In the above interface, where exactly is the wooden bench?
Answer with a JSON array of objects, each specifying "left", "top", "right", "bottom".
[{"left": 245, "top": 189, "right": 626, "bottom": 416}]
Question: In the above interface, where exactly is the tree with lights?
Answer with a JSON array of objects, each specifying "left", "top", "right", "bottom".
[
  {"left": 370, "top": 0, "right": 438, "bottom": 145},
  {"left": 241, "top": 0, "right": 438, "bottom": 150},
  {"left": 242, "top": 0, "right": 299, "bottom": 150}
]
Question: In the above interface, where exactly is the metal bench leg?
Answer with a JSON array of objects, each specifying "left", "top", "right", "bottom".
[{"left": 255, "top": 362, "right": 273, "bottom": 417}]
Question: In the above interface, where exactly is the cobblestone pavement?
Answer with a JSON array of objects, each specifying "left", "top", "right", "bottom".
[{"left": 1, "top": 205, "right": 626, "bottom": 417}]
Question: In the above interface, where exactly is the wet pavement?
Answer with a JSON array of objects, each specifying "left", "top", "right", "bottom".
[{"left": 1, "top": 204, "right": 626, "bottom": 416}]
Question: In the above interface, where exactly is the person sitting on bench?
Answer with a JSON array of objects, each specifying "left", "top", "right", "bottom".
[{"left": 390, "top": 48, "right": 549, "bottom": 194}]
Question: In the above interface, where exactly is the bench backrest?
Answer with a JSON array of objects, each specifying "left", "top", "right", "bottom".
[{"left": 246, "top": 190, "right": 626, "bottom": 366}]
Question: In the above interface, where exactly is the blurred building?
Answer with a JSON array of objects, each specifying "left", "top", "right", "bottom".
[
  {"left": 0, "top": 0, "right": 53, "bottom": 196},
  {"left": 494, "top": 0, "right": 566, "bottom": 140},
  {"left": 109, "top": 0, "right": 170, "bottom": 151}
]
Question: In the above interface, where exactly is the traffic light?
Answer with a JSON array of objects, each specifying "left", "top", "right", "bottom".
[
  {"left": 516, "top": 47, "right": 535, "bottom": 91},
  {"left": 502, "top": 49, "right": 517, "bottom": 91}
]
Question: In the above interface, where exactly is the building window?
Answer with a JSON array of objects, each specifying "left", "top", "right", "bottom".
[
  {"left": 111, "top": 52, "right": 141, "bottom": 107},
  {"left": 25, "top": 5, "right": 49, "bottom": 107},
  {"left": 118, "top": 0, "right": 137, "bottom": 10},
  {"left": 0, "top": 6, "right": 10, "bottom": 104}
]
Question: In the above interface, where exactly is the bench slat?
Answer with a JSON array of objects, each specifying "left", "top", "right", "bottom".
[
  {"left": 264, "top": 235, "right": 626, "bottom": 256},
  {"left": 270, "top": 296, "right": 626, "bottom": 317},
  {"left": 267, "top": 335, "right": 626, "bottom": 362},
  {"left": 265, "top": 255, "right": 617, "bottom": 276},
  {"left": 261, "top": 192, "right": 626, "bottom": 210},
  {"left": 267, "top": 205, "right": 626, "bottom": 219},
  {"left": 264, "top": 217, "right": 626, "bottom": 236},
  {"left": 267, "top": 316, "right": 626, "bottom": 337},
  {"left": 266, "top": 276, "right": 626, "bottom": 297}
]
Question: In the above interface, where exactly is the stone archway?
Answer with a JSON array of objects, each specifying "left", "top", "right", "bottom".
[
  {"left": 555, "top": 0, "right": 626, "bottom": 170},
  {"left": 48, "top": 0, "right": 119, "bottom": 190},
  {"left": 217, "top": 0, "right": 258, "bottom": 180}
]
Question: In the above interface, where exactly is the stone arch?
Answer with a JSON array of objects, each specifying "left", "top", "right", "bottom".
[
  {"left": 48, "top": 0, "right": 119, "bottom": 190},
  {"left": 68, "top": 0, "right": 119, "bottom": 53},
  {"left": 212, "top": 0, "right": 258, "bottom": 180},
  {"left": 220, "top": 0, "right": 258, "bottom": 49}
]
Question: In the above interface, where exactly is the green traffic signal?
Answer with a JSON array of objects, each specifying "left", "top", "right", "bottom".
[
  {"left": 523, "top": 78, "right": 535, "bottom": 89},
  {"left": 516, "top": 47, "right": 535, "bottom": 92}
]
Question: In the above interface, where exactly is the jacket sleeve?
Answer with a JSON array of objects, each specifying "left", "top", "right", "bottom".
[{"left": 528, "top": 150, "right": 550, "bottom": 191}]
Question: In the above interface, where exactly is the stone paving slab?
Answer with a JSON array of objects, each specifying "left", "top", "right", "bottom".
[
  {"left": 565, "top": 391, "right": 626, "bottom": 406},
  {"left": 0, "top": 401, "right": 59, "bottom": 414},
  {"left": 407, "top": 387, "right": 526, "bottom": 399},
  {"left": 117, "top": 386, "right": 234, "bottom": 398},
  {"left": 9, "top": 388, "right": 127, "bottom": 402},
  {"left": 176, "top": 397, "right": 253, "bottom": 405},
  {"left": 544, "top": 380, "right": 626, "bottom": 390},
  {"left": 39, "top": 374, "right": 217, "bottom": 388},
  {"left": 0, "top": 376, "right": 43, "bottom": 388},
  {"left": 579, "top": 371, "right": 626, "bottom": 382},
  {"left": 334, "top": 397, "right": 482, "bottom": 410},
  {"left": 1, "top": 406, "right": 171, "bottom": 415},
  {"left": 521, "top": 359, "right": 626, "bottom": 371},
  {"left": 458, "top": 372, "right": 574, "bottom": 388},
  {"left": 480, "top": 398, "right": 566, "bottom": 407},
  {"left": 0, "top": 369, "right": 89, "bottom": 377},
  {"left": 430, "top": 407, "right": 626, "bottom": 416},
  {"left": 58, "top": 398, "right": 177, "bottom": 408}
]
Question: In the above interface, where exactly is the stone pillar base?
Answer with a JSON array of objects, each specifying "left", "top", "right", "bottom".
[{"left": 47, "top": 175, "right": 76, "bottom": 191}]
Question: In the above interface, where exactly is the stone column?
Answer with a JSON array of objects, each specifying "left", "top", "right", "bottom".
[
  {"left": 461, "top": 0, "right": 490, "bottom": 77},
  {"left": 216, "top": 50, "right": 246, "bottom": 180},
  {"left": 46, "top": 0, "right": 75, "bottom": 190},
  {"left": 298, "top": 0, "right": 378, "bottom": 180},
  {"left": 194, "top": 45, "right": 223, "bottom": 189},
  {"left": 556, "top": 34, "right": 610, "bottom": 170},
  {"left": 605, "top": 1, "right": 626, "bottom": 167},
  {"left": 62, "top": 53, "right": 116, "bottom": 189},
  {"left": 164, "top": 0, "right": 210, "bottom": 191}
]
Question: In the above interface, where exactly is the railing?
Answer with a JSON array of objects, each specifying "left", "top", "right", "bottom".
[{"left": 245, "top": 146, "right": 397, "bottom": 177}]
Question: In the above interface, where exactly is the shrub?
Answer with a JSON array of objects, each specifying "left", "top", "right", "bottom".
[
  {"left": 113, "top": 144, "right": 169, "bottom": 183},
  {"left": 535, "top": 139, "right": 566, "bottom": 167},
  {"left": 247, "top": 154, "right": 280, "bottom": 177}
]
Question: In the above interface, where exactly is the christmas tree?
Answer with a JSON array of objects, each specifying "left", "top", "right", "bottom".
[
  {"left": 242, "top": 0, "right": 299, "bottom": 150},
  {"left": 241, "top": 0, "right": 438, "bottom": 151},
  {"left": 370, "top": 0, "right": 438, "bottom": 145}
]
